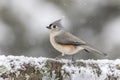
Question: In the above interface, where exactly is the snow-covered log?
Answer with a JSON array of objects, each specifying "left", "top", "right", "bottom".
[{"left": 0, "top": 55, "right": 119, "bottom": 80}]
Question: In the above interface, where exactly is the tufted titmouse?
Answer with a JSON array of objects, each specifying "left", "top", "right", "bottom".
[{"left": 46, "top": 19, "right": 107, "bottom": 57}]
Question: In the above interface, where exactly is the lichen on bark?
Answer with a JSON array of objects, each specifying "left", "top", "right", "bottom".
[{"left": 0, "top": 56, "right": 119, "bottom": 80}]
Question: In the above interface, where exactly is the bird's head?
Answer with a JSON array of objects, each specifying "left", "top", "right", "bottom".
[{"left": 46, "top": 19, "right": 63, "bottom": 33}]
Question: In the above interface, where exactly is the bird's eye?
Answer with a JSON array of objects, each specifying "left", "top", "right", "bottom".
[{"left": 53, "top": 25, "right": 56, "bottom": 28}]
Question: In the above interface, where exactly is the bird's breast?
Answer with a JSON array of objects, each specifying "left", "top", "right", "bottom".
[{"left": 50, "top": 34, "right": 81, "bottom": 55}]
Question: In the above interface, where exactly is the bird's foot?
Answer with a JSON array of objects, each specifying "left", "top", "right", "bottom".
[{"left": 71, "top": 55, "right": 75, "bottom": 61}]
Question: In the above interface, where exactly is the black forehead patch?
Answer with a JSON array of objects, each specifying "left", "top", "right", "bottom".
[
  {"left": 49, "top": 24, "right": 52, "bottom": 27},
  {"left": 52, "top": 19, "right": 62, "bottom": 27}
]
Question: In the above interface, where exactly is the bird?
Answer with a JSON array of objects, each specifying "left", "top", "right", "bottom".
[{"left": 46, "top": 19, "right": 107, "bottom": 58}]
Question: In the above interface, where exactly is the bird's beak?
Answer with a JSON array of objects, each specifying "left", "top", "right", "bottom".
[{"left": 46, "top": 26, "right": 51, "bottom": 29}]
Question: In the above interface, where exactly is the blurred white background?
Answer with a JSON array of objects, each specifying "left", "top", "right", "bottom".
[{"left": 0, "top": 0, "right": 120, "bottom": 59}]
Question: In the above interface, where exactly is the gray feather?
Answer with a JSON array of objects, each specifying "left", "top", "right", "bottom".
[
  {"left": 55, "top": 31, "right": 86, "bottom": 46},
  {"left": 52, "top": 19, "right": 62, "bottom": 28},
  {"left": 83, "top": 46, "right": 107, "bottom": 56}
]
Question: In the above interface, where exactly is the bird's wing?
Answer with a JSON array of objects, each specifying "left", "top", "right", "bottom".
[{"left": 55, "top": 32, "right": 86, "bottom": 46}]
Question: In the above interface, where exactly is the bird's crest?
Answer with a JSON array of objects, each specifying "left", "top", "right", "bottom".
[{"left": 52, "top": 19, "right": 62, "bottom": 27}]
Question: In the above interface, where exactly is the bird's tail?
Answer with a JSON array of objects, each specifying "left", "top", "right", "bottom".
[{"left": 82, "top": 45, "right": 107, "bottom": 56}]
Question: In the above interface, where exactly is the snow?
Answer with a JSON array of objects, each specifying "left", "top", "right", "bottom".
[
  {"left": 0, "top": 55, "right": 119, "bottom": 80},
  {"left": 62, "top": 59, "right": 120, "bottom": 80},
  {"left": 0, "top": 55, "right": 48, "bottom": 72}
]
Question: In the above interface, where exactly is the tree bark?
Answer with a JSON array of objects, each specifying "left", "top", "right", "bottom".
[{"left": 0, "top": 55, "right": 119, "bottom": 80}]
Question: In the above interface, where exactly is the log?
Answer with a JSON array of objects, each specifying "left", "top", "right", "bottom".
[{"left": 0, "top": 55, "right": 119, "bottom": 80}]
